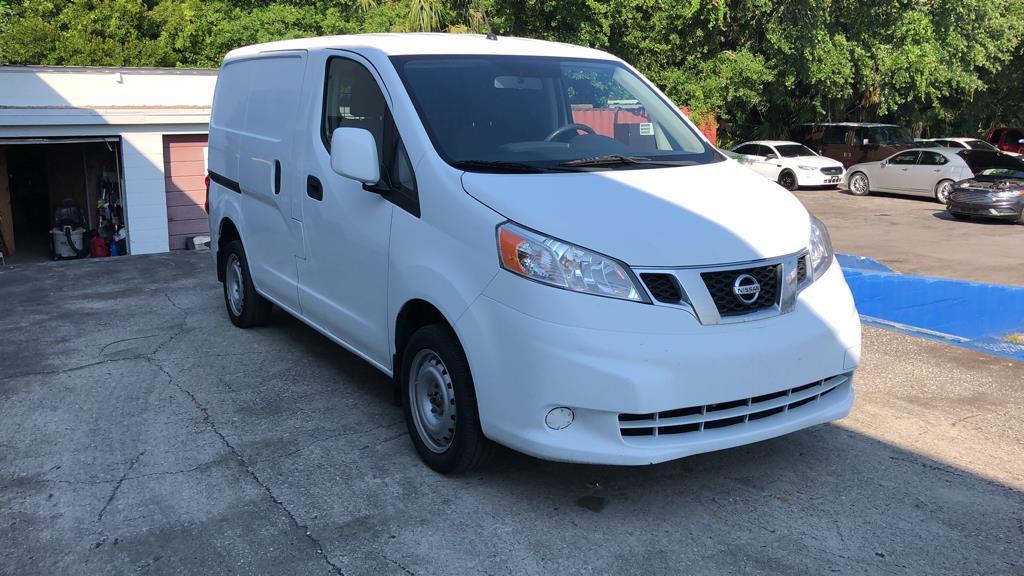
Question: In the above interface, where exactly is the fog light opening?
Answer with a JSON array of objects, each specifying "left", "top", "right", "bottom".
[{"left": 545, "top": 407, "right": 574, "bottom": 430}]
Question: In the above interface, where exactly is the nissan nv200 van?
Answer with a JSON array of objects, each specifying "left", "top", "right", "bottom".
[{"left": 208, "top": 34, "right": 861, "bottom": 473}]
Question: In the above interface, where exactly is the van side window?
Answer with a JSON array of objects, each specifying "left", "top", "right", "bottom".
[
  {"left": 322, "top": 57, "right": 420, "bottom": 217},
  {"left": 390, "top": 141, "right": 416, "bottom": 192},
  {"left": 823, "top": 126, "right": 847, "bottom": 145},
  {"left": 322, "top": 58, "right": 388, "bottom": 161}
]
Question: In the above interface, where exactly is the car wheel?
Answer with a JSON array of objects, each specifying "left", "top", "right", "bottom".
[
  {"left": 778, "top": 170, "right": 798, "bottom": 191},
  {"left": 934, "top": 180, "right": 954, "bottom": 204},
  {"left": 222, "top": 240, "right": 272, "bottom": 328},
  {"left": 848, "top": 172, "right": 870, "bottom": 196},
  {"left": 401, "top": 324, "right": 493, "bottom": 474}
]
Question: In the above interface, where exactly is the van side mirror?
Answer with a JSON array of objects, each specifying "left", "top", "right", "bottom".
[{"left": 330, "top": 127, "right": 380, "bottom": 185}]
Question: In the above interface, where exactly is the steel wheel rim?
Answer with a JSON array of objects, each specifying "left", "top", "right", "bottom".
[
  {"left": 226, "top": 253, "right": 244, "bottom": 317},
  {"left": 408, "top": 349, "right": 456, "bottom": 454}
]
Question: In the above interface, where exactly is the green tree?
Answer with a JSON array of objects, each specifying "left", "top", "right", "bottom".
[{"left": 2, "top": 0, "right": 1023, "bottom": 143}]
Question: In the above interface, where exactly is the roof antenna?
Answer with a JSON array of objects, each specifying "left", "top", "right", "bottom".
[{"left": 483, "top": 11, "right": 497, "bottom": 40}]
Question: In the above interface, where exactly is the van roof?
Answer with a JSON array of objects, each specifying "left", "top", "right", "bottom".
[{"left": 224, "top": 33, "right": 617, "bottom": 62}]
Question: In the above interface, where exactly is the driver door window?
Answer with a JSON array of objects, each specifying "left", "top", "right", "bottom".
[{"left": 322, "top": 57, "right": 419, "bottom": 216}]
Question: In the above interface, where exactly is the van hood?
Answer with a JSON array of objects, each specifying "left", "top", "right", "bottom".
[{"left": 461, "top": 160, "right": 811, "bottom": 267}]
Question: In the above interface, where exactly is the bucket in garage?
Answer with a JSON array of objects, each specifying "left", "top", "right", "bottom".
[{"left": 51, "top": 227, "right": 85, "bottom": 259}]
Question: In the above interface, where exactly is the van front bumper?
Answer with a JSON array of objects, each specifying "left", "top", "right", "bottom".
[{"left": 455, "top": 261, "right": 860, "bottom": 465}]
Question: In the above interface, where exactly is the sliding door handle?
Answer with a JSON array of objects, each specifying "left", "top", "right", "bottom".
[
  {"left": 274, "top": 160, "right": 282, "bottom": 194},
  {"left": 306, "top": 175, "right": 323, "bottom": 201}
]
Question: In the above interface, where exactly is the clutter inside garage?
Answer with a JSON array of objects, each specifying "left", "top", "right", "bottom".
[{"left": 0, "top": 138, "right": 127, "bottom": 265}]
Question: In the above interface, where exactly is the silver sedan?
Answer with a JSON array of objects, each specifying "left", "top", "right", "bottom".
[{"left": 844, "top": 148, "right": 973, "bottom": 203}]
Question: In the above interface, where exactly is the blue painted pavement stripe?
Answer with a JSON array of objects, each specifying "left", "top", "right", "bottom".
[{"left": 837, "top": 254, "right": 1024, "bottom": 361}]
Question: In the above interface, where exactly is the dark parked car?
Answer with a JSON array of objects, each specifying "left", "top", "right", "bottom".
[
  {"left": 792, "top": 123, "right": 915, "bottom": 168},
  {"left": 984, "top": 127, "right": 1024, "bottom": 155},
  {"left": 946, "top": 155, "right": 1024, "bottom": 224}
]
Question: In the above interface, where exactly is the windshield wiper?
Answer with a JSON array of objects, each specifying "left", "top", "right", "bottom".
[
  {"left": 451, "top": 160, "right": 549, "bottom": 174},
  {"left": 559, "top": 154, "right": 693, "bottom": 168},
  {"left": 560, "top": 154, "right": 651, "bottom": 167}
]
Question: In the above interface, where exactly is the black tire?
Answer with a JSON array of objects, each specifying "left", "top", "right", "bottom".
[
  {"left": 221, "top": 240, "right": 272, "bottom": 328},
  {"left": 778, "top": 170, "right": 798, "bottom": 191},
  {"left": 400, "top": 324, "right": 493, "bottom": 474},
  {"left": 848, "top": 172, "right": 870, "bottom": 196}
]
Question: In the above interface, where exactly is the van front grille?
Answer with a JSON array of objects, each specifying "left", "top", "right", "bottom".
[
  {"left": 700, "top": 265, "right": 779, "bottom": 316},
  {"left": 796, "top": 255, "right": 808, "bottom": 284},
  {"left": 618, "top": 373, "right": 850, "bottom": 440},
  {"left": 641, "top": 273, "right": 684, "bottom": 304}
]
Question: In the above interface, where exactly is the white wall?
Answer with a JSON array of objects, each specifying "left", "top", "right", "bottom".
[{"left": 0, "top": 67, "right": 216, "bottom": 109}]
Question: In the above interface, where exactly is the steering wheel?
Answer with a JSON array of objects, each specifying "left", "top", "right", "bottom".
[{"left": 544, "top": 123, "right": 597, "bottom": 142}]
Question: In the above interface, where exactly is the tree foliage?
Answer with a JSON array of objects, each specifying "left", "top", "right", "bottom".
[{"left": 2, "top": 0, "right": 1022, "bottom": 143}]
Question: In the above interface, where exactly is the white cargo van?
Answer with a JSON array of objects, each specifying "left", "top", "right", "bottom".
[{"left": 208, "top": 34, "right": 861, "bottom": 473}]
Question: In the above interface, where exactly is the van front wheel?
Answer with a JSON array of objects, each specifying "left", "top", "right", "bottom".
[
  {"left": 222, "top": 240, "right": 272, "bottom": 328},
  {"left": 401, "top": 325, "right": 492, "bottom": 474}
]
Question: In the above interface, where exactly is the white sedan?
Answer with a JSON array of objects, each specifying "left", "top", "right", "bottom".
[
  {"left": 844, "top": 148, "right": 973, "bottom": 203},
  {"left": 731, "top": 140, "right": 846, "bottom": 190}
]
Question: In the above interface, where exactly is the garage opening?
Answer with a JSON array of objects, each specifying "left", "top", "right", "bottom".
[{"left": 0, "top": 138, "right": 127, "bottom": 265}]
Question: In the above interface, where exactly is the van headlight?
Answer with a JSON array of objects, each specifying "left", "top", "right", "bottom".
[
  {"left": 497, "top": 222, "right": 649, "bottom": 302},
  {"left": 808, "top": 215, "right": 834, "bottom": 281}
]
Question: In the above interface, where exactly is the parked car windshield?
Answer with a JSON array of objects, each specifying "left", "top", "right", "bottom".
[
  {"left": 775, "top": 144, "right": 817, "bottom": 158},
  {"left": 391, "top": 55, "right": 719, "bottom": 172},
  {"left": 966, "top": 139, "right": 999, "bottom": 151}
]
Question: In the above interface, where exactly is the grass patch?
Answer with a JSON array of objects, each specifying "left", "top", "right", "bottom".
[{"left": 1004, "top": 333, "right": 1024, "bottom": 345}]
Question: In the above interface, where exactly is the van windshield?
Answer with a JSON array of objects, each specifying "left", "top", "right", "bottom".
[{"left": 391, "top": 55, "right": 719, "bottom": 173}]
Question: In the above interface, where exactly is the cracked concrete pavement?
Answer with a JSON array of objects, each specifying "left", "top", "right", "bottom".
[{"left": 1, "top": 252, "right": 1022, "bottom": 575}]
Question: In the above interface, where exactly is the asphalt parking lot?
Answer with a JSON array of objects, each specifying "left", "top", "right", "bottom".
[
  {"left": 1, "top": 252, "right": 1022, "bottom": 576},
  {"left": 795, "top": 188, "right": 1024, "bottom": 286}
]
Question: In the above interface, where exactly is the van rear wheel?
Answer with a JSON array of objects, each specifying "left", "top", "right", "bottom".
[
  {"left": 401, "top": 324, "right": 492, "bottom": 474},
  {"left": 222, "top": 240, "right": 272, "bottom": 328}
]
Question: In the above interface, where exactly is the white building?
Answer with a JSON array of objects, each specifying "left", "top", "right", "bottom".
[{"left": 0, "top": 66, "right": 217, "bottom": 262}]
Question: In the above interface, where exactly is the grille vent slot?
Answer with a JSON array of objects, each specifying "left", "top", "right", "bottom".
[
  {"left": 617, "top": 373, "right": 850, "bottom": 440},
  {"left": 641, "top": 273, "right": 684, "bottom": 304}
]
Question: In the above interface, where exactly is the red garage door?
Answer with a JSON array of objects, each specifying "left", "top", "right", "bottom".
[{"left": 164, "top": 134, "right": 209, "bottom": 251}]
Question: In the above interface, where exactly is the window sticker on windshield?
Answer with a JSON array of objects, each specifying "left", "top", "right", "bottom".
[{"left": 639, "top": 123, "right": 654, "bottom": 136}]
